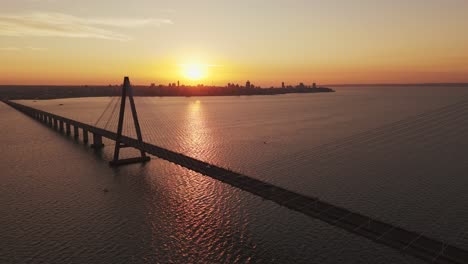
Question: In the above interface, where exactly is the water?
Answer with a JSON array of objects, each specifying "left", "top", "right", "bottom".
[{"left": 2, "top": 86, "right": 468, "bottom": 263}]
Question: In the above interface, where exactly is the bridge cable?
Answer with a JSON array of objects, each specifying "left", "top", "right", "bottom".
[{"left": 94, "top": 96, "right": 117, "bottom": 127}]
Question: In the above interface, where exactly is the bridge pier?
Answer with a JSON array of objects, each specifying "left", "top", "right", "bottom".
[
  {"left": 59, "top": 121, "right": 64, "bottom": 132},
  {"left": 65, "top": 123, "right": 71, "bottom": 136},
  {"left": 74, "top": 125, "right": 79, "bottom": 139},
  {"left": 53, "top": 119, "right": 58, "bottom": 130},
  {"left": 91, "top": 133, "right": 104, "bottom": 149},
  {"left": 83, "top": 129, "right": 89, "bottom": 144},
  {"left": 47, "top": 116, "right": 52, "bottom": 127}
]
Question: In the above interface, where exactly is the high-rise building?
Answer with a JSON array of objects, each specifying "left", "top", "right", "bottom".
[
  {"left": 312, "top": 83, "right": 317, "bottom": 89},
  {"left": 246, "top": 80, "right": 251, "bottom": 88},
  {"left": 282, "top": 82, "right": 285, "bottom": 88}
]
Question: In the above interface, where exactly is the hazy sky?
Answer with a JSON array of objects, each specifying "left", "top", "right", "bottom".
[{"left": 1, "top": 0, "right": 468, "bottom": 85}]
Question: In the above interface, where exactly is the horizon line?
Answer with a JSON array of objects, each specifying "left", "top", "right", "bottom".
[{"left": 1, "top": 82, "right": 468, "bottom": 87}]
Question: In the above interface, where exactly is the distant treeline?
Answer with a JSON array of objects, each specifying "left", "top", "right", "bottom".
[{"left": 0, "top": 85, "right": 334, "bottom": 100}]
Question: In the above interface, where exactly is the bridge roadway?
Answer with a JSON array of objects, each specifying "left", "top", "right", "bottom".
[{"left": 4, "top": 100, "right": 468, "bottom": 264}]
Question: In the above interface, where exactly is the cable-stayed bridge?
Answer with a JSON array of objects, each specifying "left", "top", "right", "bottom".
[{"left": 3, "top": 77, "right": 468, "bottom": 264}]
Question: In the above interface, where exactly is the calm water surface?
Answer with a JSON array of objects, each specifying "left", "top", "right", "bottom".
[{"left": 3, "top": 86, "right": 468, "bottom": 263}]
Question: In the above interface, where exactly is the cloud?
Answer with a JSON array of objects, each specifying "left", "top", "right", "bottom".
[
  {"left": 26, "top": 46, "right": 47, "bottom": 51},
  {"left": 0, "top": 46, "right": 47, "bottom": 51},
  {"left": 0, "top": 47, "right": 21, "bottom": 51},
  {"left": 0, "top": 12, "right": 173, "bottom": 41},
  {"left": 179, "top": 63, "right": 222, "bottom": 67}
]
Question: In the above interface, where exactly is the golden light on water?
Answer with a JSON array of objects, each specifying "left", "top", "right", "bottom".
[{"left": 185, "top": 99, "right": 210, "bottom": 159}]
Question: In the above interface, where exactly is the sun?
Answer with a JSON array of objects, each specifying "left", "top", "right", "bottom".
[{"left": 181, "top": 64, "right": 207, "bottom": 81}]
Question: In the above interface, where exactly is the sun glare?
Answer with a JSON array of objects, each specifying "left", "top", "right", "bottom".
[{"left": 182, "top": 64, "right": 207, "bottom": 81}]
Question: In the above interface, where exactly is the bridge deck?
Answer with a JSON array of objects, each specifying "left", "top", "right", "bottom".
[{"left": 4, "top": 100, "right": 468, "bottom": 264}]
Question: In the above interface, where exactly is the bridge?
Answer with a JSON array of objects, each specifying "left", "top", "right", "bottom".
[{"left": 3, "top": 77, "right": 468, "bottom": 264}]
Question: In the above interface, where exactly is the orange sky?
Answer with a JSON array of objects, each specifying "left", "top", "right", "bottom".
[{"left": 1, "top": 1, "right": 468, "bottom": 86}]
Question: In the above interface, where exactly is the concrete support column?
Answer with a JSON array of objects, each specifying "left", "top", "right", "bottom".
[
  {"left": 66, "top": 123, "right": 71, "bottom": 135},
  {"left": 53, "top": 119, "right": 58, "bottom": 129},
  {"left": 59, "top": 121, "right": 64, "bottom": 132},
  {"left": 48, "top": 116, "right": 53, "bottom": 127},
  {"left": 91, "top": 133, "right": 104, "bottom": 149},
  {"left": 74, "top": 125, "right": 79, "bottom": 139},
  {"left": 83, "top": 129, "right": 89, "bottom": 144}
]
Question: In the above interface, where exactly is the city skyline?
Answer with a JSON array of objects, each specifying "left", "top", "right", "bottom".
[{"left": 1, "top": 0, "right": 468, "bottom": 85}]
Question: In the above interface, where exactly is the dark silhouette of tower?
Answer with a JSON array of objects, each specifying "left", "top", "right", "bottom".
[
  {"left": 110, "top": 77, "right": 150, "bottom": 166},
  {"left": 282, "top": 82, "right": 285, "bottom": 88},
  {"left": 246, "top": 80, "right": 251, "bottom": 89},
  {"left": 312, "top": 83, "right": 317, "bottom": 89}
]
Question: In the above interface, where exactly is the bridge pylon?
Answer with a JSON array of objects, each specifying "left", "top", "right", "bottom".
[{"left": 109, "top": 77, "right": 151, "bottom": 166}]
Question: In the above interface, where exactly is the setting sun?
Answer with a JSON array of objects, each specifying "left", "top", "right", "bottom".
[{"left": 182, "top": 64, "right": 207, "bottom": 81}]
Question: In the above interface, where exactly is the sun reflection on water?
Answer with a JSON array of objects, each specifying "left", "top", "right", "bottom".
[
  {"left": 184, "top": 100, "right": 212, "bottom": 160},
  {"left": 144, "top": 99, "right": 251, "bottom": 262}
]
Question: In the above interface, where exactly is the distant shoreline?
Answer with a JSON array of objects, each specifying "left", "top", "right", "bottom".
[
  {"left": 327, "top": 83, "right": 468, "bottom": 87},
  {"left": 0, "top": 85, "right": 335, "bottom": 100},
  {"left": 3, "top": 82, "right": 468, "bottom": 100}
]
